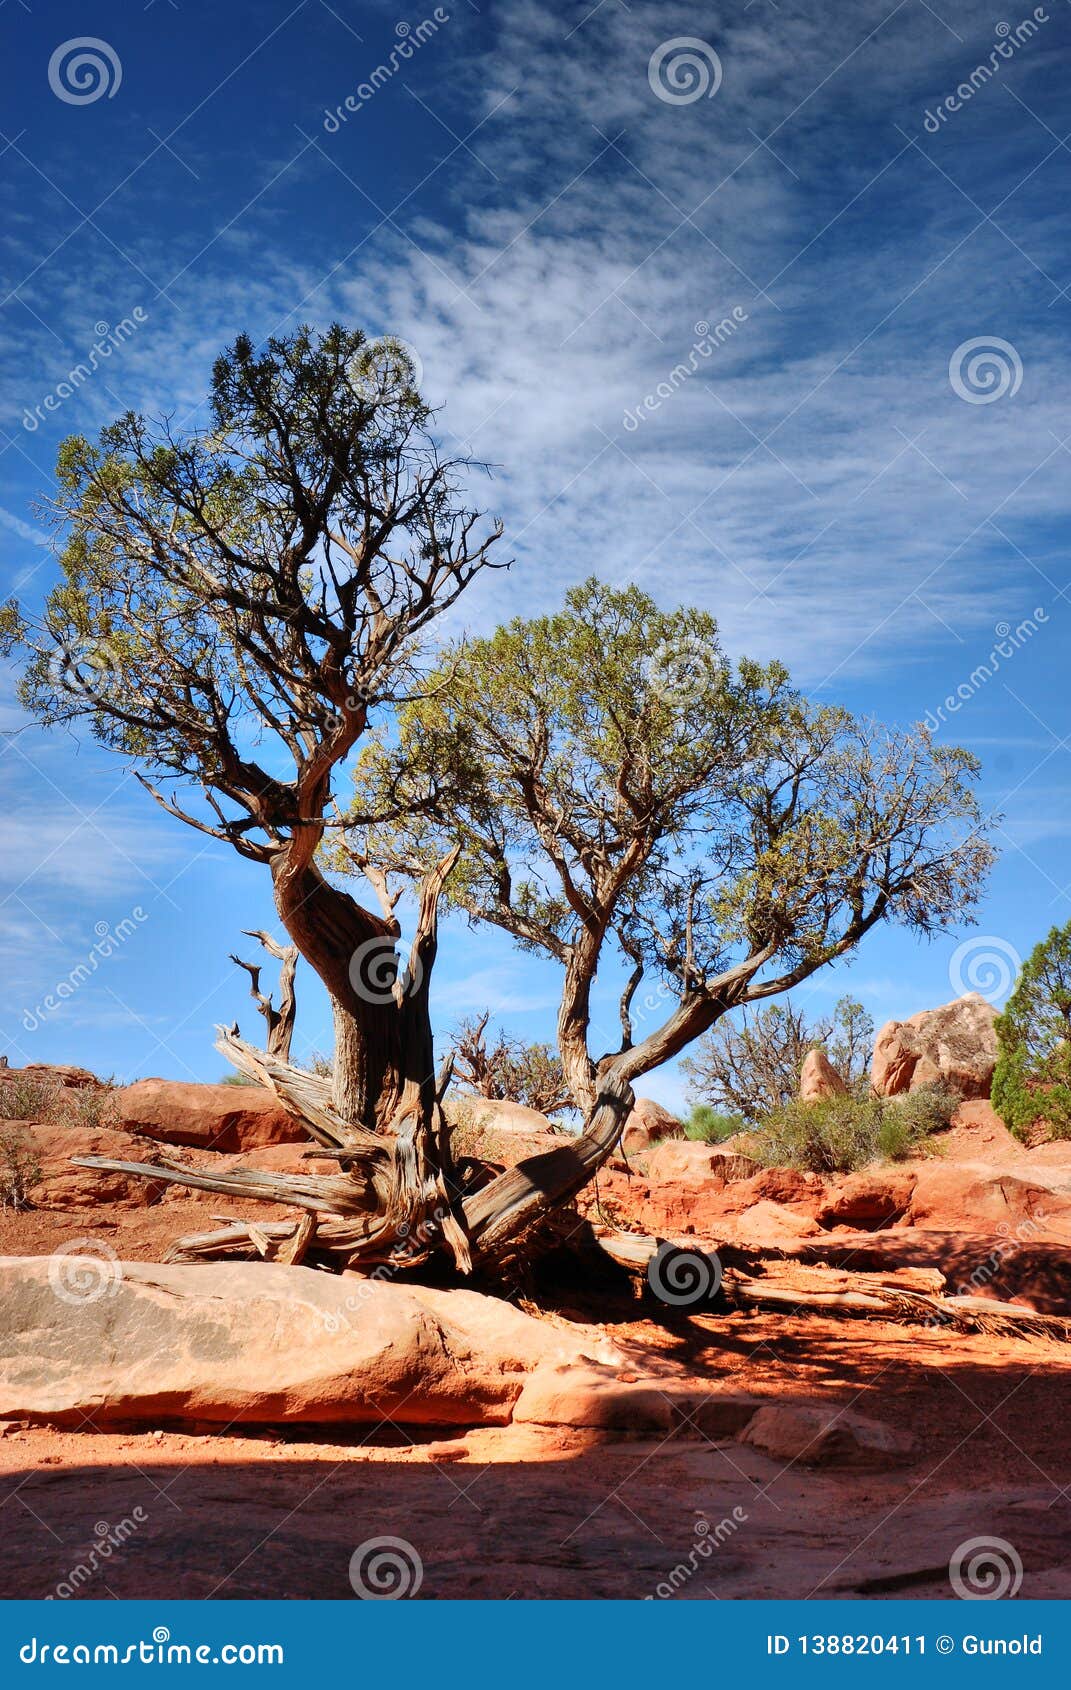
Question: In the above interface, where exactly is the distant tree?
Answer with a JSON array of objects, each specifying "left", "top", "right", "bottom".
[
  {"left": 451, "top": 1013, "right": 571, "bottom": 1116},
  {"left": 351, "top": 578, "right": 994, "bottom": 1235},
  {"left": 681, "top": 996, "right": 874, "bottom": 1124},
  {"left": 992, "top": 922, "right": 1071, "bottom": 1137}
]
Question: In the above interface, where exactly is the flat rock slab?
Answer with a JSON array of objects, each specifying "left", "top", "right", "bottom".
[{"left": 0, "top": 1257, "right": 622, "bottom": 1428}]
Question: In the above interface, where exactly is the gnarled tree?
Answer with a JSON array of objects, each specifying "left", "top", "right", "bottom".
[
  {"left": 229, "top": 930, "right": 299, "bottom": 1062},
  {"left": 350, "top": 579, "right": 995, "bottom": 1229},
  {"left": 3, "top": 325, "right": 509, "bottom": 1269}
]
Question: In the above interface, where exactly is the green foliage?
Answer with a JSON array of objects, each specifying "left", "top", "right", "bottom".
[
  {"left": 349, "top": 577, "right": 993, "bottom": 1091},
  {"left": 992, "top": 921, "right": 1071, "bottom": 1137},
  {"left": 220, "top": 1073, "right": 261, "bottom": 1088},
  {"left": 682, "top": 1104, "right": 745, "bottom": 1142},
  {"left": 753, "top": 1085, "right": 956, "bottom": 1173},
  {"left": 0, "top": 1128, "right": 42, "bottom": 1212}
]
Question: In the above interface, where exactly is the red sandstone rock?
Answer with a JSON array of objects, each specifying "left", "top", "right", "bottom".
[
  {"left": 113, "top": 1079, "right": 305, "bottom": 1153},
  {"left": 799, "top": 1048, "right": 848, "bottom": 1102},
  {"left": 871, "top": 993, "right": 998, "bottom": 1099}
]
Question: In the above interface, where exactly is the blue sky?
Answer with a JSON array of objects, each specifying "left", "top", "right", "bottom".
[{"left": 2, "top": 0, "right": 1070, "bottom": 1112}]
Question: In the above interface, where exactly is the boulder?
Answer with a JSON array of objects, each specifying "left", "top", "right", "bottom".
[
  {"left": 740, "top": 1403, "right": 915, "bottom": 1469},
  {"left": 20, "top": 1122, "right": 168, "bottom": 1209},
  {"left": 514, "top": 1365, "right": 761, "bottom": 1436},
  {"left": 644, "top": 1139, "right": 735, "bottom": 1182},
  {"left": 871, "top": 993, "right": 998, "bottom": 1100},
  {"left": 815, "top": 1170, "right": 917, "bottom": 1231},
  {"left": 622, "top": 1097, "right": 684, "bottom": 1156},
  {"left": 0, "top": 1258, "right": 622, "bottom": 1428},
  {"left": 112, "top": 1079, "right": 305, "bottom": 1153},
  {"left": 799, "top": 1048, "right": 847, "bottom": 1102}
]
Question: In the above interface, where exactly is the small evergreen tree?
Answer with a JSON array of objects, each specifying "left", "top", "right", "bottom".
[{"left": 992, "top": 923, "right": 1071, "bottom": 1137}]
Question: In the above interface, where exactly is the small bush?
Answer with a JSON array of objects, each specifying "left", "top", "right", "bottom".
[
  {"left": 0, "top": 1128, "right": 42, "bottom": 1212},
  {"left": 682, "top": 1104, "right": 745, "bottom": 1143},
  {"left": 219, "top": 1072, "right": 262, "bottom": 1088},
  {"left": 0, "top": 1075, "right": 61, "bottom": 1121},
  {"left": 54, "top": 1086, "right": 123, "bottom": 1130},
  {"left": 753, "top": 1086, "right": 956, "bottom": 1174}
]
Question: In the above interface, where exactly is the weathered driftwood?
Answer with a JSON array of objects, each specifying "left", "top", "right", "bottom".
[
  {"left": 229, "top": 931, "right": 299, "bottom": 1060},
  {"left": 592, "top": 1226, "right": 1071, "bottom": 1344}
]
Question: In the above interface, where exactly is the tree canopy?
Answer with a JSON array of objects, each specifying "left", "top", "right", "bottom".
[{"left": 350, "top": 577, "right": 995, "bottom": 1112}]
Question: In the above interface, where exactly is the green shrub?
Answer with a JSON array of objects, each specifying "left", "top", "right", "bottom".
[
  {"left": 753, "top": 1085, "right": 956, "bottom": 1173},
  {"left": 992, "top": 922, "right": 1071, "bottom": 1138},
  {"left": 0, "top": 1127, "right": 42, "bottom": 1211},
  {"left": 682, "top": 1104, "right": 745, "bottom": 1143}
]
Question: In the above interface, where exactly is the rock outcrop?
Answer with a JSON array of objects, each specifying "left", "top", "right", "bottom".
[
  {"left": 871, "top": 993, "right": 998, "bottom": 1099},
  {"left": 799, "top": 1048, "right": 848, "bottom": 1102},
  {"left": 113, "top": 1079, "right": 305, "bottom": 1153},
  {"left": 0, "top": 1258, "right": 623, "bottom": 1427},
  {"left": 621, "top": 1097, "right": 684, "bottom": 1156}
]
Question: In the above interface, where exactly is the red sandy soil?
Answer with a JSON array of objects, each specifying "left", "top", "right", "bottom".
[{"left": 3, "top": 1100, "right": 1071, "bottom": 1599}]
